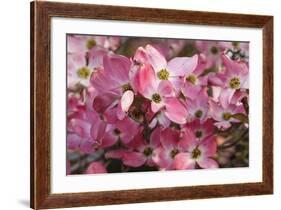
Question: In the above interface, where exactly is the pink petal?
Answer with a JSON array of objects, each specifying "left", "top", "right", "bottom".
[
  {"left": 197, "top": 158, "right": 219, "bottom": 169},
  {"left": 158, "top": 81, "right": 175, "bottom": 97},
  {"left": 214, "top": 121, "right": 231, "bottom": 129},
  {"left": 100, "top": 131, "right": 118, "bottom": 148},
  {"left": 181, "top": 82, "right": 202, "bottom": 100},
  {"left": 150, "top": 126, "right": 161, "bottom": 148},
  {"left": 151, "top": 101, "right": 165, "bottom": 113},
  {"left": 68, "top": 53, "right": 87, "bottom": 75},
  {"left": 121, "top": 90, "right": 134, "bottom": 112},
  {"left": 199, "top": 136, "right": 217, "bottom": 157},
  {"left": 164, "top": 97, "right": 188, "bottom": 124},
  {"left": 180, "top": 128, "right": 197, "bottom": 151},
  {"left": 90, "top": 68, "right": 120, "bottom": 94},
  {"left": 69, "top": 118, "right": 91, "bottom": 138},
  {"left": 88, "top": 46, "right": 108, "bottom": 69},
  {"left": 103, "top": 106, "right": 118, "bottom": 123},
  {"left": 92, "top": 93, "right": 118, "bottom": 113},
  {"left": 117, "top": 101, "right": 126, "bottom": 120},
  {"left": 123, "top": 152, "right": 146, "bottom": 167},
  {"left": 67, "top": 134, "right": 81, "bottom": 150},
  {"left": 127, "top": 132, "right": 146, "bottom": 151},
  {"left": 160, "top": 128, "right": 180, "bottom": 149},
  {"left": 219, "top": 88, "right": 235, "bottom": 109},
  {"left": 90, "top": 117, "right": 106, "bottom": 140},
  {"left": 85, "top": 162, "right": 107, "bottom": 174},
  {"left": 157, "top": 112, "right": 171, "bottom": 128},
  {"left": 208, "top": 100, "right": 224, "bottom": 122},
  {"left": 103, "top": 54, "right": 131, "bottom": 84},
  {"left": 79, "top": 140, "right": 95, "bottom": 154},
  {"left": 173, "top": 153, "right": 196, "bottom": 170},
  {"left": 167, "top": 54, "right": 198, "bottom": 76},
  {"left": 153, "top": 148, "right": 173, "bottom": 170},
  {"left": 133, "top": 64, "right": 157, "bottom": 98},
  {"left": 134, "top": 45, "right": 167, "bottom": 71}
]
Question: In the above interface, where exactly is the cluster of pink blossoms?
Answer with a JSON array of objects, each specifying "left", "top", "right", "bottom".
[{"left": 67, "top": 35, "right": 249, "bottom": 174}]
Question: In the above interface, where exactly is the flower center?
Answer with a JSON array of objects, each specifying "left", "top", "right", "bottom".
[
  {"left": 113, "top": 128, "right": 121, "bottom": 136},
  {"left": 195, "top": 110, "right": 203, "bottom": 118},
  {"left": 195, "top": 130, "right": 203, "bottom": 138},
  {"left": 77, "top": 67, "right": 91, "bottom": 79},
  {"left": 192, "top": 148, "right": 201, "bottom": 159},
  {"left": 170, "top": 149, "right": 179, "bottom": 159},
  {"left": 229, "top": 77, "right": 241, "bottom": 89},
  {"left": 143, "top": 147, "right": 153, "bottom": 156},
  {"left": 222, "top": 112, "right": 232, "bottom": 121},
  {"left": 122, "top": 83, "right": 132, "bottom": 93},
  {"left": 210, "top": 46, "right": 219, "bottom": 54},
  {"left": 186, "top": 74, "right": 197, "bottom": 85},
  {"left": 157, "top": 69, "right": 170, "bottom": 80},
  {"left": 152, "top": 93, "right": 161, "bottom": 103},
  {"left": 86, "top": 39, "right": 96, "bottom": 50}
]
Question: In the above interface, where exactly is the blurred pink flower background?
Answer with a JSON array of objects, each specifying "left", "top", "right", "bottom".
[{"left": 67, "top": 34, "right": 249, "bottom": 174}]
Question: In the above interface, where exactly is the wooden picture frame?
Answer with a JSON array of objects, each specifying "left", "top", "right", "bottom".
[{"left": 31, "top": 1, "right": 273, "bottom": 209}]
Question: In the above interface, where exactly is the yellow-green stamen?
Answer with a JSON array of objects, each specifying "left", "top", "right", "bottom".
[
  {"left": 192, "top": 148, "right": 201, "bottom": 159},
  {"left": 229, "top": 77, "right": 241, "bottom": 89},
  {"left": 170, "top": 149, "right": 179, "bottom": 159},
  {"left": 195, "top": 110, "right": 203, "bottom": 118},
  {"left": 77, "top": 67, "right": 91, "bottom": 79},
  {"left": 222, "top": 112, "right": 232, "bottom": 121},
  {"left": 152, "top": 93, "right": 161, "bottom": 103},
  {"left": 157, "top": 69, "right": 170, "bottom": 80},
  {"left": 86, "top": 39, "right": 96, "bottom": 50}
]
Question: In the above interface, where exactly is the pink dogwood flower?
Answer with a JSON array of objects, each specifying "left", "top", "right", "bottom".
[
  {"left": 174, "top": 129, "right": 218, "bottom": 169},
  {"left": 195, "top": 41, "right": 225, "bottom": 68},
  {"left": 122, "top": 128, "right": 161, "bottom": 167},
  {"left": 209, "top": 54, "right": 249, "bottom": 104},
  {"left": 183, "top": 119, "right": 215, "bottom": 141},
  {"left": 134, "top": 44, "right": 198, "bottom": 92},
  {"left": 184, "top": 88, "right": 209, "bottom": 122},
  {"left": 91, "top": 54, "right": 134, "bottom": 116},
  {"left": 67, "top": 111, "right": 106, "bottom": 153},
  {"left": 153, "top": 128, "right": 186, "bottom": 170},
  {"left": 181, "top": 54, "right": 209, "bottom": 99},
  {"left": 68, "top": 35, "right": 120, "bottom": 54},
  {"left": 67, "top": 48, "right": 107, "bottom": 88},
  {"left": 133, "top": 63, "right": 188, "bottom": 124},
  {"left": 101, "top": 116, "right": 140, "bottom": 146},
  {"left": 209, "top": 99, "right": 245, "bottom": 129}
]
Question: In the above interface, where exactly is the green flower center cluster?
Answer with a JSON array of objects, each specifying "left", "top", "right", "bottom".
[
  {"left": 229, "top": 77, "right": 241, "bottom": 89},
  {"left": 152, "top": 93, "right": 162, "bottom": 103},
  {"left": 143, "top": 147, "right": 153, "bottom": 156},
  {"left": 192, "top": 148, "right": 201, "bottom": 159},
  {"left": 77, "top": 67, "right": 90, "bottom": 79},
  {"left": 86, "top": 39, "right": 97, "bottom": 50},
  {"left": 157, "top": 69, "right": 170, "bottom": 80}
]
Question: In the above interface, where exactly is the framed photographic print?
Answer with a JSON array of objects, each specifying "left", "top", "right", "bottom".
[{"left": 30, "top": 1, "right": 273, "bottom": 209}]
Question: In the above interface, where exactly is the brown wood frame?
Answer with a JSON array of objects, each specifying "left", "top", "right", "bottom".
[{"left": 30, "top": 1, "right": 273, "bottom": 209}]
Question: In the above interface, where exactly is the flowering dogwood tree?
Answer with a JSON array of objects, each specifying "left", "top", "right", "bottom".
[{"left": 67, "top": 35, "right": 249, "bottom": 174}]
